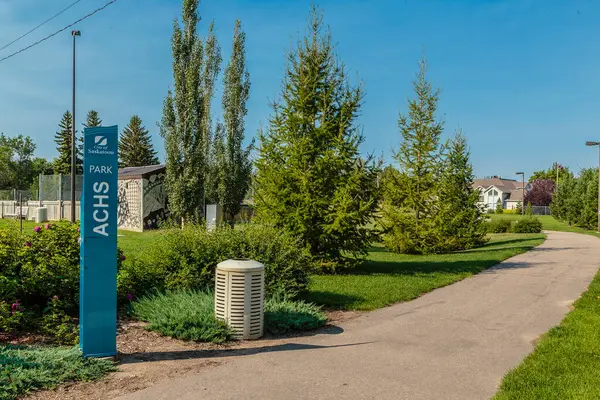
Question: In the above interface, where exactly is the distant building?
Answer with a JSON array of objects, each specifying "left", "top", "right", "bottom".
[
  {"left": 118, "top": 164, "right": 167, "bottom": 231},
  {"left": 473, "top": 176, "right": 531, "bottom": 210}
]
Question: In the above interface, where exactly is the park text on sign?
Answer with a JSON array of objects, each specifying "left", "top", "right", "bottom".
[{"left": 80, "top": 126, "right": 118, "bottom": 358}]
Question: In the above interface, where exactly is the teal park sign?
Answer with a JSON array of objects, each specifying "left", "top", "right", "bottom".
[{"left": 80, "top": 125, "right": 118, "bottom": 357}]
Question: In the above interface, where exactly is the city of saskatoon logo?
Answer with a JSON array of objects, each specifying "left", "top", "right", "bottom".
[
  {"left": 95, "top": 136, "right": 108, "bottom": 146},
  {"left": 89, "top": 134, "right": 114, "bottom": 155}
]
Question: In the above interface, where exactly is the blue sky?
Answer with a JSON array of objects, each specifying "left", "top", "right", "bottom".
[{"left": 0, "top": 0, "right": 598, "bottom": 180}]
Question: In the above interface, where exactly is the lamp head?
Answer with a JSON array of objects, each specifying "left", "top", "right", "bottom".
[
  {"left": 72, "top": 30, "right": 81, "bottom": 36},
  {"left": 586, "top": 141, "right": 600, "bottom": 146}
]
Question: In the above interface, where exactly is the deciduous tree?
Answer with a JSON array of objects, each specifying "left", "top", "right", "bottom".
[
  {"left": 220, "top": 20, "right": 253, "bottom": 222},
  {"left": 523, "top": 179, "right": 555, "bottom": 207},
  {"left": 160, "top": 0, "right": 221, "bottom": 224}
]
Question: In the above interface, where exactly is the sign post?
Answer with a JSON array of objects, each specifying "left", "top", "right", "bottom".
[{"left": 80, "top": 125, "right": 118, "bottom": 357}]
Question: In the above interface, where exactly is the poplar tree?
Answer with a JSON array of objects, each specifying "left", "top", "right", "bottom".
[
  {"left": 381, "top": 58, "right": 444, "bottom": 254},
  {"left": 220, "top": 20, "right": 252, "bottom": 222},
  {"left": 119, "top": 115, "right": 159, "bottom": 167},
  {"left": 53, "top": 111, "right": 81, "bottom": 175},
  {"left": 160, "top": 0, "right": 221, "bottom": 224},
  {"left": 436, "top": 132, "right": 486, "bottom": 251},
  {"left": 255, "top": 7, "right": 380, "bottom": 270}
]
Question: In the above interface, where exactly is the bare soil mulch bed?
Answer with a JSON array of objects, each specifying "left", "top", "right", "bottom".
[{"left": 24, "top": 310, "right": 362, "bottom": 400}]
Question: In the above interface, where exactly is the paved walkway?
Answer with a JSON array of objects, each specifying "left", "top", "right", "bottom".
[{"left": 119, "top": 232, "right": 600, "bottom": 400}]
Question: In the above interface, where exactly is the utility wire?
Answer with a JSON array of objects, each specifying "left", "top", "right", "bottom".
[
  {"left": 0, "top": 0, "right": 117, "bottom": 64},
  {"left": 0, "top": 0, "right": 84, "bottom": 52}
]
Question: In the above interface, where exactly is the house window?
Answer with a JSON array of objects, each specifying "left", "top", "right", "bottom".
[{"left": 479, "top": 194, "right": 484, "bottom": 202}]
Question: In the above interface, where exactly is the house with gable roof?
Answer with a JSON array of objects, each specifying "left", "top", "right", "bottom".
[{"left": 472, "top": 176, "right": 531, "bottom": 210}]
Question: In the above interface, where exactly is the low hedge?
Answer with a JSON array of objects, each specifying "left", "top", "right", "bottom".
[
  {"left": 483, "top": 217, "right": 543, "bottom": 234},
  {"left": 118, "top": 223, "right": 313, "bottom": 300},
  {"left": 512, "top": 217, "right": 543, "bottom": 233},
  {"left": 486, "top": 219, "right": 513, "bottom": 233}
]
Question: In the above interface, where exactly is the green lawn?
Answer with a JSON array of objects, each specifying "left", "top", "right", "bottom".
[
  {"left": 489, "top": 214, "right": 600, "bottom": 238},
  {"left": 305, "top": 233, "right": 545, "bottom": 311},
  {"left": 0, "top": 345, "right": 115, "bottom": 400},
  {"left": 494, "top": 268, "right": 600, "bottom": 399},
  {"left": 0, "top": 218, "right": 161, "bottom": 258},
  {"left": 490, "top": 214, "right": 600, "bottom": 399}
]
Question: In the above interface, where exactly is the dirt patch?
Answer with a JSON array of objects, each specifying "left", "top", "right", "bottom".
[{"left": 26, "top": 311, "right": 358, "bottom": 400}]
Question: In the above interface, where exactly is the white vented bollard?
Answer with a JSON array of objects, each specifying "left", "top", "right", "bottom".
[
  {"left": 215, "top": 259, "right": 264, "bottom": 339},
  {"left": 36, "top": 207, "right": 48, "bottom": 223}
]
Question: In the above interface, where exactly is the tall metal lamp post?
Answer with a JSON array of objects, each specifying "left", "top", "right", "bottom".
[
  {"left": 516, "top": 172, "right": 525, "bottom": 216},
  {"left": 585, "top": 141, "right": 600, "bottom": 232},
  {"left": 70, "top": 30, "right": 81, "bottom": 222}
]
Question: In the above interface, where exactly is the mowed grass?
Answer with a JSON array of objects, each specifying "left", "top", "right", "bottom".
[
  {"left": 489, "top": 214, "right": 600, "bottom": 238},
  {"left": 494, "top": 268, "right": 600, "bottom": 400},
  {"left": 306, "top": 233, "right": 545, "bottom": 311},
  {"left": 0, "top": 218, "right": 162, "bottom": 258}
]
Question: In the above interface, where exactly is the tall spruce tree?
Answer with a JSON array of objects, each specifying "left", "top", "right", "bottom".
[
  {"left": 220, "top": 20, "right": 252, "bottom": 221},
  {"left": 119, "top": 115, "right": 159, "bottom": 167},
  {"left": 53, "top": 111, "right": 81, "bottom": 175},
  {"left": 381, "top": 58, "right": 444, "bottom": 254},
  {"left": 160, "top": 0, "right": 221, "bottom": 224},
  {"left": 83, "top": 110, "right": 102, "bottom": 128},
  {"left": 79, "top": 110, "right": 102, "bottom": 168},
  {"left": 255, "top": 7, "right": 380, "bottom": 270},
  {"left": 436, "top": 132, "right": 486, "bottom": 251}
]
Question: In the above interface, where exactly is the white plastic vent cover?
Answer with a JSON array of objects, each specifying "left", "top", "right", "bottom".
[{"left": 215, "top": 259, "right": 264, "bottom": 340}]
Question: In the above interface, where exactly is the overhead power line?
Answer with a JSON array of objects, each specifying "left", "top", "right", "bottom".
[
  {"left": 0, "top": 0, "right": 84, "bottom": 52},
  {"left": 0, "top": 0, "right": 118, "bottom": 64}
]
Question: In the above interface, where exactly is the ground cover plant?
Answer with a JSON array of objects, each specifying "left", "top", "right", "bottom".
[
  {"left": 131, "top": 290, "right": 327, "bottom": 342},
  {"left": 0, "top": 345, "right": 116, "bottom": 400}
]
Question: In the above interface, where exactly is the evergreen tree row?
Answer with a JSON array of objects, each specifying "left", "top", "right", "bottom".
[
  {"left": 53, "top": 109, "right": 160, "bottom": 174},
  {"left": 160, "top": 2, "right": 487, "bottom": 268},
  {"left": 380, "top": 60, "right": 485, "bottom": 254}
]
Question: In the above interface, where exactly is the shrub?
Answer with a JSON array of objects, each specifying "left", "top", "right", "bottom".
[
  {"left": 486, "top": 209, "right": 495, "bottom": 215},
  {"left": 41, "top": 296, "right": 78, "bottom": 345},
  {"left": 511, "top": 217, "right": 543, "bottom": 233},
  {"left": 495, "top": 199, "right": 504, "bottom": 214},
  {"left": 118, "top": 224, "right": 312, "bottom": 299},
  {"left": 486, "top": 219, "right": 512, "bottom": 233},
  {"left": 0, "top": 301, "right": 27, "bottom": 334},
  {"left": 0, "top": 221, "right": 123, "bottom": 338},
  {"left": 131, "top": 290, "right": 232, "bottom": 343},
  {"left": 18, "top": 222, "right": 80, "bottom": 310},
  {"left": 264, "top": 291, "right": 327, "bottom": 334}
]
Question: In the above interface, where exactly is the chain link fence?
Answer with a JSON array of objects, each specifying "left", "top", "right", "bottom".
[
  {"left": 0, "top": 189, "right": 35, "bottom": 201},
  {"left": 39, "top": 174, "right": 82, "bottom": 202}
]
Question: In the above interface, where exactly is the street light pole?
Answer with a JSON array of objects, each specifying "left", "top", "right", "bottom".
[
  {"left": 516, "top": 172, "right": 524, "bottom": 216},
  {"left": 585, "top": 141, "right": 600, "bottom": 233},
  {"left": 70, "top": 30, "right": 81, "bottom": 223}
]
